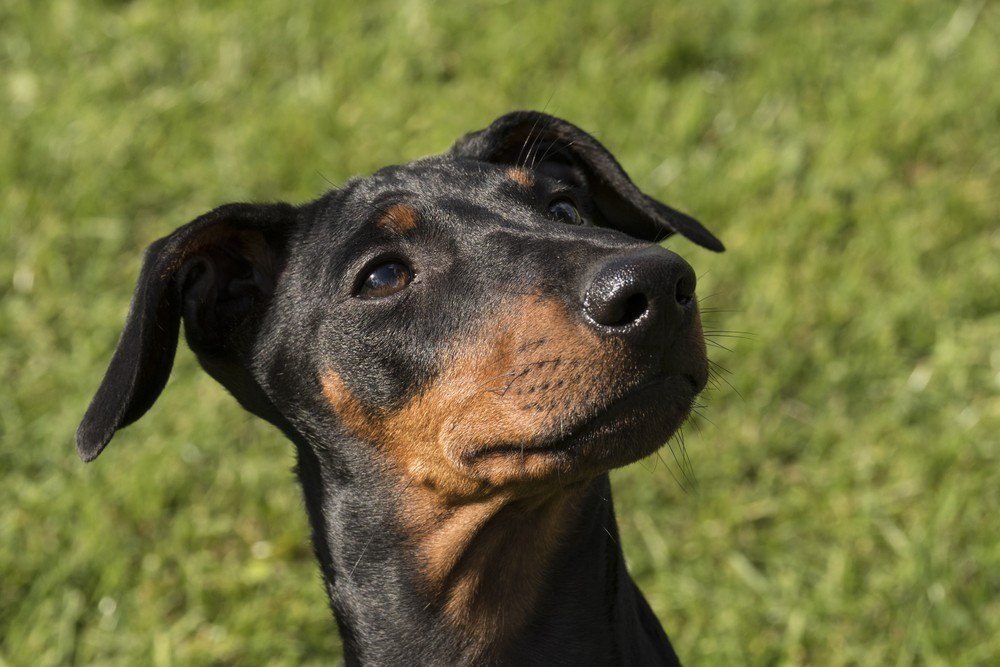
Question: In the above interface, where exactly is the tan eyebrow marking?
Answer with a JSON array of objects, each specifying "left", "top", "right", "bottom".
[
  {"left": 376, "top": 203, "right": 418, "bottom": 233},
  {"left": 506, "top": 167, "right": 534, "bottom": 188}
]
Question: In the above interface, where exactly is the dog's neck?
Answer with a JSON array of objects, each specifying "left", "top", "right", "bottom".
[{"left": 287, "top": 431, "right": 678, "bottom": 665}]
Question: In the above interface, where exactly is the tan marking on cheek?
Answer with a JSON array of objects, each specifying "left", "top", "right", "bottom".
[
  {"left": 319, "top": 367, "right": 577, "bottom": 649},
  {"left": 376, "top": 203, "right": 418, "bottom": 233},
  {"left": 347, "top": 298, "right": 610, "bottom": 496},
  {"left": 320, "top": 370, "right": 379, "bottom": 439},
  {"left": 506, "top": 167, "right": 534, "bottom": 188},
  {"left": 433, "top": 299, "right": 616, "bottom": 468},
  {"left": 320, "top": 365, "right": 487, "bottom": 498},
  {"left": 319, "top": 300, "right": 620, "bottom": 650},
  {"left": 321, "top": 297, "right": 623, "bottom": 497}
]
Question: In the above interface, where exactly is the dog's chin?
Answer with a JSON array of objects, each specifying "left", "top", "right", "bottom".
[{"left": 458, "top": 374, "right": 700, "bottom": 489}]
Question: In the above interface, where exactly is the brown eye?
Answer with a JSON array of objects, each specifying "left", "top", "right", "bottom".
[
  {"left": 549, "top": 198, "right": 584, "bottom": 225},
  {"left": 358, "top": 261, "right": 413, "bottom": 299}
]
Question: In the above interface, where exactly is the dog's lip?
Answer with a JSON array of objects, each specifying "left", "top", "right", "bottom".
[{"left": 462, "top": 373, "right": 698, "bottom": 462}]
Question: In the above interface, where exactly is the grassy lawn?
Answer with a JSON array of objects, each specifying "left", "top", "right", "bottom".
[{"left": 2, "top": 1, "right": 997, "bottom": 664}]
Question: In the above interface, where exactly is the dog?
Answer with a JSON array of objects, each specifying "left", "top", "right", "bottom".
[{"left": 77, "top": 111, "right": 724, "bottom": 666}]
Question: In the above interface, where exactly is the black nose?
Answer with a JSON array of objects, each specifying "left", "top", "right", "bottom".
[{"left": 582, "top": 247, "right": 696, "bottom": 336}]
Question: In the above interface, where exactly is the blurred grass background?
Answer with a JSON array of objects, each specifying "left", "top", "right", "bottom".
[{"left": 2, "top": 0, "right": 998, "bottom": 664}]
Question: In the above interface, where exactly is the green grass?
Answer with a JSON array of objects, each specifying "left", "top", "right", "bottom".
[{"left": 2, "top": 1, "right": 997, "bottom": 664}]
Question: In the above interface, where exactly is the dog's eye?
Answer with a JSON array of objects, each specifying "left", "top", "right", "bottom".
[
  {"left": 549, "top": 198, "right": 585, "bottom": 226},
  {"left": 357, "top": 261, "right": 413, "bottom": 299}
]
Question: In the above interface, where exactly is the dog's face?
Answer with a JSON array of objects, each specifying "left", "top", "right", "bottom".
[
  {"left": 77, "top": 111, "right": 723, "bottom": 503},
  {"left": 289, "top": 158, "right": 710, "bottom": 499}
]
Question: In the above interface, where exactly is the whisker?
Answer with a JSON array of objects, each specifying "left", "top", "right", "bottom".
[
  {"left": 527, "top": 117, "right": 559, "bottom": 168},
  {"left": 705, "top": 340, "right": 735, "bottom": 353},
  {"left": 536, "top": 137, "right": 578, "bottom": 169},
  {"left": 691, "top": 408, "right": 715, "bottom": 429},
  {"left": 516, "top": 115, "right": 545, "bottom": 170},
  {"left": 663, "top": 433, "right": 692, "bottom": 493},
  {"left": 697, "top": 291, "right": 727, "bottom": 303},
  {"left": 639, "top": 455, "right": 657, "bottom": 473},
  {"left": 703, "top": 334, "right": 755, "bottom": 344},
  {"left": 677, "top": 428, "right": 697, "bottom": 489},
  {"left": 524, "top": 117, "right": 551, "bottom": 170},
  {"left": 708, "top": 359, "right": 734, "bottom": 376},
  {"left": 316, "top": 170, "right": 341, "bottom": 190},
  {"left": 708, "top": 362, "right": 744, "bottom": 401}
]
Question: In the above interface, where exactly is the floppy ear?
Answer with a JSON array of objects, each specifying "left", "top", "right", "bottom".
[
  {"left": 76, "top": 202, "right": 298, "bottom": 462},
  {"left": 451, "top": 111, "right": 724, "bottom": 251}
]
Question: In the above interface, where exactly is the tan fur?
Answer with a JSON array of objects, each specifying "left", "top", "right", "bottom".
[
  {"left": 506, "top": 167, "right": 534, "bottom": 188},
  {"left": 319, "top": 296, "right": 629, "bottom": 648},
  {"left": 376, "top": 203, "right": 418, "bottom": 233},
  {"left": 321, "top": 297, "right": 625, "bottom": 497}
]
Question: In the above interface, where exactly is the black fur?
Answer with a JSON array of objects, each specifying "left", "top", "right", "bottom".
[{"left": 77, "top": 111, "right": 723, "bottom": 666}]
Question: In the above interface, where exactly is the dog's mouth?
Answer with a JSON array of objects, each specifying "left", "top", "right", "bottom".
[{"left": 455, "top": 372, "right": 702, "bottom": 481}]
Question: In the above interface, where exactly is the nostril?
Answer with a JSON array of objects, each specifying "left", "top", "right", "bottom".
[
  {"left": 587, "top": 289, "right": 649, "bottom": 328},
  {"left": 675, "top": 270, "right": 696, "bottom": 307},
  {"left": 619, "top": 292, "right": 649, "bottom": 326},
  {"left": 584, "top": 249, "right": 696, "bottom": 333}
]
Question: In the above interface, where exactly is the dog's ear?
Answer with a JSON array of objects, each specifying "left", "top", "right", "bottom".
[
  {"left": 76, "top": 202, "right": 298, "bottom": 462},
  {"left": 451, "top": 111, "right": 724, "bottom": 251}
]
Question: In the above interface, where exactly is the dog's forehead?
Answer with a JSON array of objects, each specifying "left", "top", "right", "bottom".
[
  {"left": 303, "top": 155, "right": 645, "bottom": 272},
  {"left": 347, "top": 156, "right": 526, "bottom": 206}
]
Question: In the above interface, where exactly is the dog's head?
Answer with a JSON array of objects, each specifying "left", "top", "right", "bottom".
[{"left": 77, "top": 111, "right": 722, "bottom": 501}]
